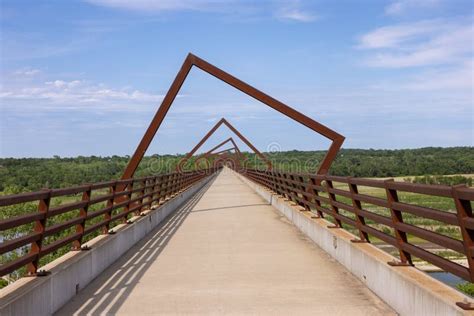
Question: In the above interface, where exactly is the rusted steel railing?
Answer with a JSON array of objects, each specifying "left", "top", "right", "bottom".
[
  {"left": 0, "top": 168, "right": 219, "bottom": 277},
  {"left": 243, "top": 169, "right": 474, "bottom": 282}
]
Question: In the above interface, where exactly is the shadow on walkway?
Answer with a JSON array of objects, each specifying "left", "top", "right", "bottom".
[
  {"left": 191, "top": 203, "right": 269, "bottom": 213},
  {"left": 55, "top": 175, "right": 217, "bottom": 315}
]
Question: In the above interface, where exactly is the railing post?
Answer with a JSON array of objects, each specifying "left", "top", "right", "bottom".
[
  {"left": 271, "top": 171, "right": 278, "bottom": 194},
  {"left": 156, "top": 175, "right": 165, "bottom": 204},
  {"left": 309, "top": 177, "right": 323, "bottom": 218},
  {"left": 453, "top": 185, "right": 474, "bottom": 282},
  {"left": 298, "top": 175, "right": 311, "bottom": 211},
  {"left": 167, "top": 174, "right": 173, "bottom": 198},
  {"left": 266, "top": 171, "right": 274, "bottom": 190},
  {"left": 279, "top": 172, "right": 290, "bottom": 199},
  {"left": 385, "top": 179, "right": 412, "bottom": 266},
  {"left": 286, "top": 174, "right": 297, "bottom": 203},
  {"left": 178, "top": 172, "right": 185, "bottom": 191},
  {"left": 146, "top": 177, "right": 154, "bottom": 209},
  {"left": 324, "top": 179, "right": 342, "bottom": 228},
  {"left": 72, "top": 185, "right": 92, "bottom": 250},
  {"left": 274, "top": 172, "right": 281, "bottom": 195},
  {"left": 348, "top": 179, "right": 369, "bottom": 243},
  {"left": 172, "top": 173, "right": 178, "bottom": 195},
  {"left": 136, "top": 179, "right": 146, "bottom": 215},
  {"left": 262, "top": 171, "right": 269, "bottom": 188},
  {"left": 123, "top": 182, "right": 134, "bottom": 223},
  {"left": 103, "top": 182, "right": 116, "bottom": 234},
  {"left": 165, "top": 174, "right": 172, "bottom": 199},
  {"left": 27, "top": 189, "right": 51, "bottom": 276}
]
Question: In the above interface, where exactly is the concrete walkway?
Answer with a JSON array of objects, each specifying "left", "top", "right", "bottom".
[{"left": 56, "top": 169, "right": 394, "bottom": 315}]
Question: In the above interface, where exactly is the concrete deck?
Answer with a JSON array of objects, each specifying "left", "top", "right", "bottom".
[{"left": 56, "top": 169, "right": 394, "bottom": 315}]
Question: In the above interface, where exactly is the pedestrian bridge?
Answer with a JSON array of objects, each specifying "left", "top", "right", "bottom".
[
  {"left": 1, "top": 53, "right": 474, "bottom": 315},
  {"left": 55, "top": 169, "right": 392, "bottom": 315},
  {"left": 1, "top": 167, "right": 474, "bottom": 315}
]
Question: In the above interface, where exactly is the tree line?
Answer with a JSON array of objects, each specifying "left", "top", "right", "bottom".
[{"left": 0, "top": 147, "right": 472, "bottom": 193}]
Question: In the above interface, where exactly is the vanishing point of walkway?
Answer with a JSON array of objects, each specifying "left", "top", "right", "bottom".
[{"left": 57, "top": 169, "right": 394, "bottom": 315}]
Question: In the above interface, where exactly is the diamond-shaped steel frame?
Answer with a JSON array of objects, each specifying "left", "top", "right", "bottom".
[
  {"left": 121, "top": 53, "right": 344, "bottom": 179},
  {"left": 177, "top": 118, "right": 271, "bottom": 171}
]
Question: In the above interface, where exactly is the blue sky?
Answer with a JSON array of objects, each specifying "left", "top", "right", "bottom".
[{"left": 0, "top": 0, "right": 472, "bottom": 157}]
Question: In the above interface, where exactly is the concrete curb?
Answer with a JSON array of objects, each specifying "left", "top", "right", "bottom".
[
  {"left": 235, "top": 171, "right": 472, "bottom": 316},
  {"left": 0, "top": 173, "right": 217, "bottom": 316}
]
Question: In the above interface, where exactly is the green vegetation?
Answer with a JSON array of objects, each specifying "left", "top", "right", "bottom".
[
  {"left": 457, "top": 282, "right": 474, "bottom": 296},
  {"left": 1, "top": 147, "right": 472, "bottom": 193},
  {"left": 0, "top": 155, "right": 184, "bottom": 193},
  {"left": 404, "top": 175, "right": 472, "bottom": 186},
  {"left": 0, "top": 279, "right": 8, "bottom": 288},
  {"left": 245, "top": 147, "right": 474, "bottom": 177}
]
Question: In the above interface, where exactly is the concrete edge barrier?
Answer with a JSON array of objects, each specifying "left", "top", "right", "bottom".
[
  {"left": 234, "top": 171, "right": 472, "bottom": 316},
  {"left": 0, "top": 173, "right": 217, "bottom": 316}
]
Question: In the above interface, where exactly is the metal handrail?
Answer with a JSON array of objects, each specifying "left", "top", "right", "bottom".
[
  {"left": 0, "top": 168, "right": 219, "bottom": 277},
  {"left": 243, "top": 168, "right": 474, "bottom": 282}
]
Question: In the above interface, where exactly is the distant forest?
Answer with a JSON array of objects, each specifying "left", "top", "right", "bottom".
[{"left": 0, "top": 147, "right": 472, "bottom": 193}]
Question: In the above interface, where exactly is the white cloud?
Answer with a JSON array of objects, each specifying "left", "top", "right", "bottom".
[
  {"left": 13, "top": 68, "right": 41, "bottom": 76},
  {"left": 275, "top": 8, "right": 317, "bottom": 22},
  {"left": 371, "top": 60, "right": 474, "bottom": 91},
  {"left": 358, "top": 20, "right": 443, "bottom": 49},
  {"left": 85, "top": 0, "right": 318, "bottom": 23},
  {"left": 402, "top": 61, "right": 474, "bottom": 90},
  {"left": 0, "top": 76, "right": 167, "bottom": 112},
  {"left": 84, "top": 0, "right": 229, "bottom": 12},
  {"left": 358, "top": 18, "right": 473, "bottom": 68},
  {"left": 385, "top": 0, "right": 441, "bottom": 16}
]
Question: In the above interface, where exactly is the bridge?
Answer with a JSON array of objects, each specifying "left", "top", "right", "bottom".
[
  {"left": 55, "top": 169, "right": 393, "bottom": 315},
  {"left": 1, "top": 54, "right": 474, "bottom": 315}
]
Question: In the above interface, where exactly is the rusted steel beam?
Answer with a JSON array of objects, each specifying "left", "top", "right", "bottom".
[
  {"left": 213, "top": 152, "right": 242, "bottom": 170},
  {"left": 121, "top": 53, "right": 344, "bottom": 180},
  {"left": 195, "top": 145, "right": 242, "bottom": 170},
  {"left": 210, "top": 147, "right": 236, "bottom": 156},
  {"left": 177, "top": 118, "right": 270, "bottom": 171},
  {"left": 204, "top": 137, "right": 234, "bottom": 155},
  {"left": 206, "top": 139, "right": 244, "bottom": 160},
  {"left": 191, "top": 136, "right": 245, "bottom": 170}
]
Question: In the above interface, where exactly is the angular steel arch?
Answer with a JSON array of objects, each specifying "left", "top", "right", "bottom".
[
  {"left": 202, "top": 137, "right": 243, "bottom": 159},
  {"left": 198, "top": 138, "right": 243, "bottom": 164},
  {"left": 193, "top": 137, "right": 246, "bottom": 170},
  {"left": 195, "top": 150, "right": 242, "bottom": 170},
  {"left": 122, "top": 53, "right": 344, "bottom": 179},
  {"left": 177, "top": 118, "right": 271, "bottom": 171},
  {"left": 212, "top": 152, "right": 241, "bottom": 170},
  {"left": 211, "top": 147, "right": 237, "bottom": 156}
]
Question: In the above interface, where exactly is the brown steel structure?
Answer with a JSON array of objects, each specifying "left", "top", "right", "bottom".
[
  {"left": 177, "top": 119, "right": 271, "bottom": 171},
  {"left": 194, "top": 149, "right": 239, "bottom": 170},
  {"left": 243, "top": 169, "right": 474, "bottom": 284},
  {"left": 202, "top": 137, "right": 242, "bottom": 157},
  {"left": 211, "top": 147, "right": 237, "bottom": 156},
  {"left": 2, "top": 53, "right": 474, "bottom": 310},
  {"left": 213, "top": 152, "right": 241, "bottom": 169},
  {"left": 194, "top": 144, "right": 243, "bottom": 170},
  {"left": 0, "top": 168, "right": 218, "bottom": 277},
  {"left": 121, "top": 53, "right": 344, "bottom": 180},
  {"left": 197, "top": 137, "right": 245, "bottom": 165}
]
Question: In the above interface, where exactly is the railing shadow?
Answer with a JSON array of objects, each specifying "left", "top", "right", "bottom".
[
  {"left": 55, "top": 174, "right": 217, "bottom": 315},
  {"left": 191, "top": 203, "right": 269, "bottom": 213}
]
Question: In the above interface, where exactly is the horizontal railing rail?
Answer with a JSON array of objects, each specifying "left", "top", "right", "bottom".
[
  {"left": 0, "top": 168, "right": 219, "bottom": 278},
  {"left": 242, "top": 169, "right": 474, "bottom": 282}
]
